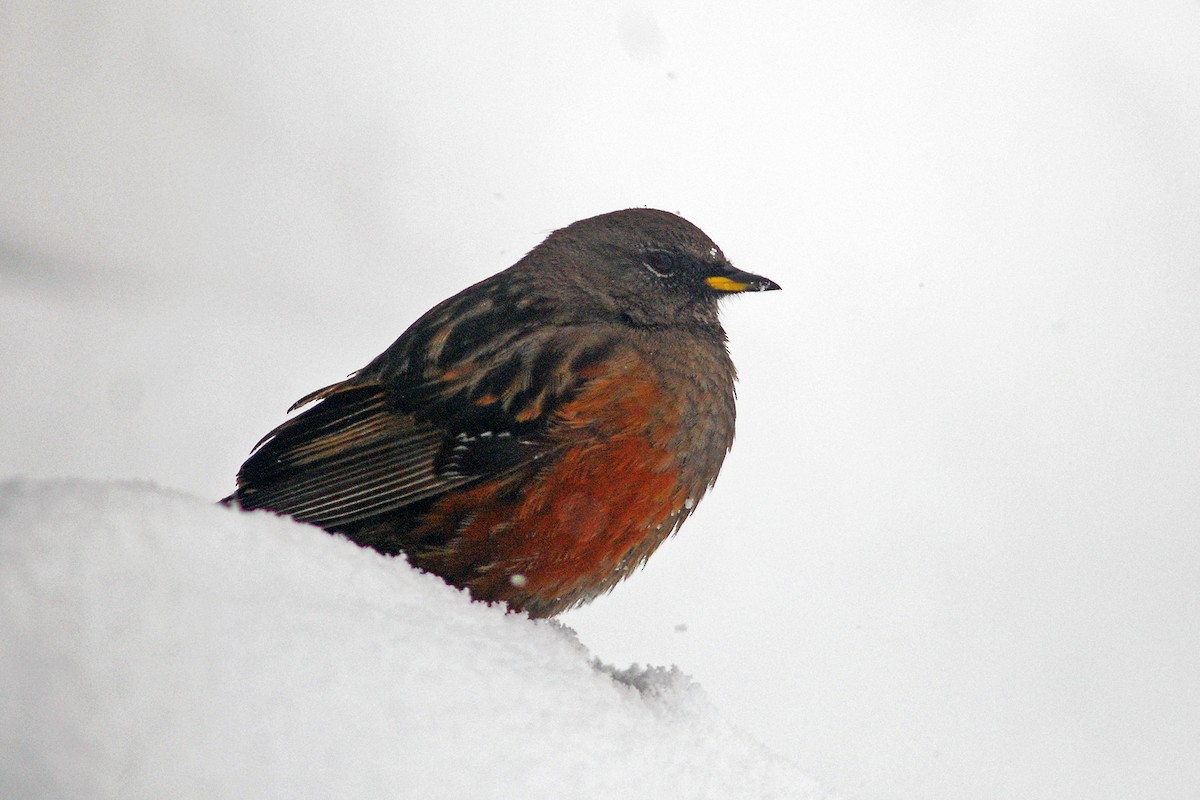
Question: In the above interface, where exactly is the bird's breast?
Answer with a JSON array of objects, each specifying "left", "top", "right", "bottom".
[{"left": 406, "top": 335, "right": 735, "bottom": 616}]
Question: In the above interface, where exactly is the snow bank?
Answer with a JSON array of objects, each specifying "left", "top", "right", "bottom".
[{"left": 0, "top": 479, "right": 827, "bottom": 800}]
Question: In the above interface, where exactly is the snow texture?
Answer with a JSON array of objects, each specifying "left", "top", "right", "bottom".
[{"left": 0, "top": 479, "right": 827, "bottom": 800}]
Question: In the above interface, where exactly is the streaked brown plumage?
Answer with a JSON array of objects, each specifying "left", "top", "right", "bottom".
[{"left": 226, "top": 208, "right": 779, "bottom": 617}]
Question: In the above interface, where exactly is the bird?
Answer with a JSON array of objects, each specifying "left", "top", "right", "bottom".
[{"left": 225, "top": 208, "right": 779, "bottom": 618}]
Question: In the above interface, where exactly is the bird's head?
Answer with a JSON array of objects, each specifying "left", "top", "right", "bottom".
[{"left": 521, "top": 208, "right": 780, "bottom": 331}]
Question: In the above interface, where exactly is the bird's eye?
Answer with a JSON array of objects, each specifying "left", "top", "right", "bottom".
[{"left": 643, "top": 251, "right": 675, "bottom": 278}]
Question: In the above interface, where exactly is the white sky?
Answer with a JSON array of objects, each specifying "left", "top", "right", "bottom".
[{"left": 3, "top": 2, "right": 1199, "bottom": 799}]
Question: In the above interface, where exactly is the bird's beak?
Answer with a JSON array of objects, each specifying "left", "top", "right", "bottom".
[{"left": 705, "top": 267, "right": 781, "bottom": 293}]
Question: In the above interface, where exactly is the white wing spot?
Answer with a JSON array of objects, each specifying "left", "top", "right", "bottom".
[{"left": 509, "top": 573, "right": 528, "bottom": 588}]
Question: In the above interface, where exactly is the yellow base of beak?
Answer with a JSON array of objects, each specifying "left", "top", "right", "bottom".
[{"left": 705, "top": 276, "right": 751, "bottom": 293}]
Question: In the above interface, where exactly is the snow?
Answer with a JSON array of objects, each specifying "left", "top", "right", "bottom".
[{"left": 0, "top": 479, "right": 827, "bottom": 800}]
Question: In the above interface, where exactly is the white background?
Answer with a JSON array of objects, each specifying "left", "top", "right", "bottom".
[{"left": 3, "top": 2, "right": 1198, "bottom": 799}]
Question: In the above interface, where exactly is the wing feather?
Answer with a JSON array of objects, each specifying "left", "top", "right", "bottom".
[
  {"left": 233, "top": 383, "right": 473, "bottom": 527},
  {"left": 230, "top": 271, "right": 630, "bottom": 535}
]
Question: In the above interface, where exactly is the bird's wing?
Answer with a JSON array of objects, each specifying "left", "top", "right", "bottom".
[
  {"left": 232, "top": 274, "right": 627, "bottom": 530},
  {"left": 232, "top": 381, "right": 471, "bottom": 528}
]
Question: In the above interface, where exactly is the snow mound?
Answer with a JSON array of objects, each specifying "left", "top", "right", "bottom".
[{"left": 0, "top": 479, "right": 827, "bottom": 800}]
